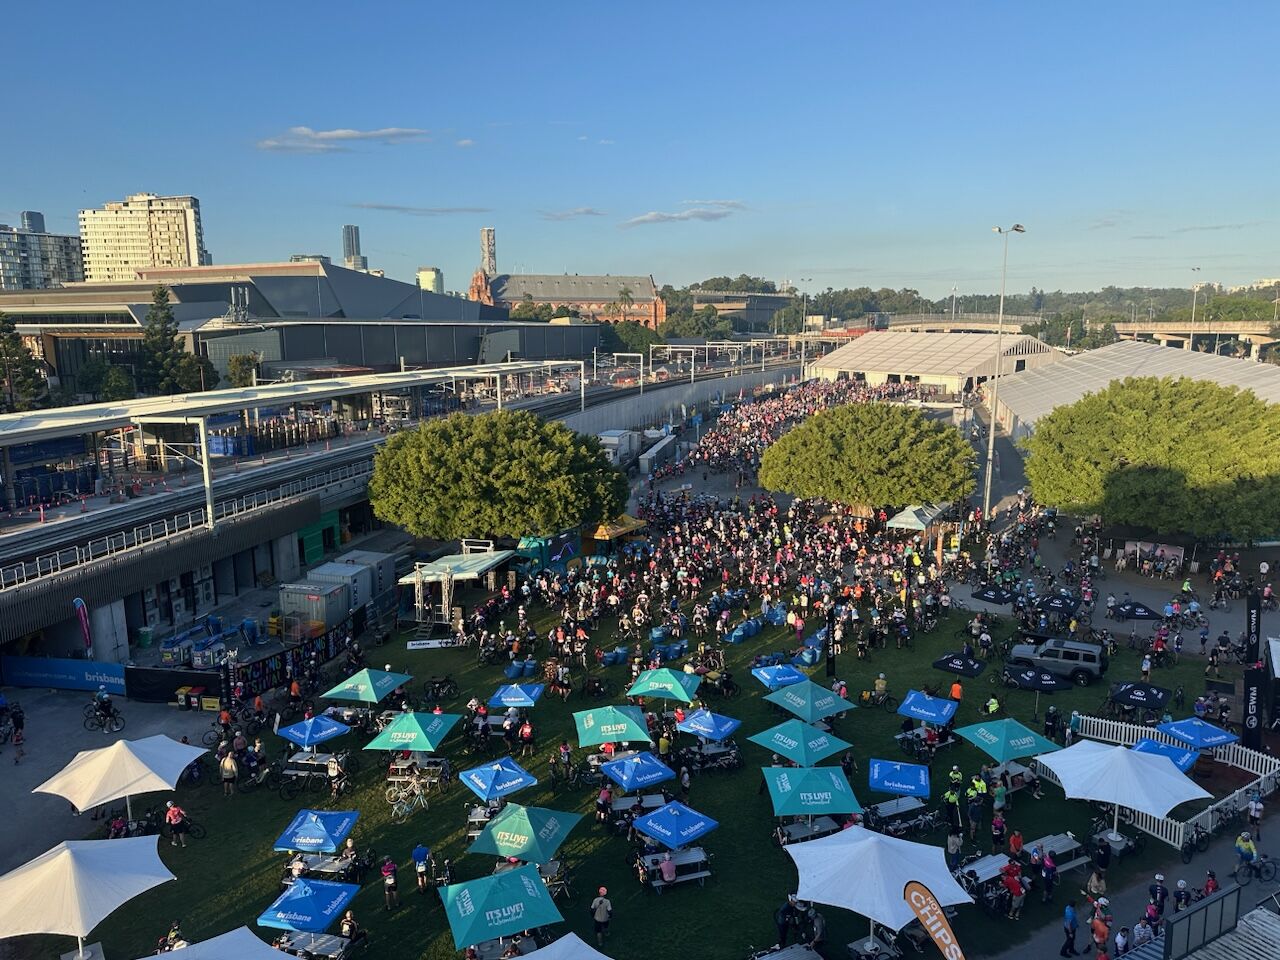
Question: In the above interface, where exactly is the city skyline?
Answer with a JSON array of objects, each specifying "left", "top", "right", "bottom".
[{"left": 2, "top": 1, "right": 1276, "bottom": 298}]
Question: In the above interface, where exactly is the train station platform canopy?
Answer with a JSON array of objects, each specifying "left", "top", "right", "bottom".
[
  {"left": 808, "top": 331, "right": 1059, "bottom": 391},
  {"left": 0, "top": 360, "right": 581, "bottom": 447},
  {"left": 993, "top": 340, "right": 1280, "bottom": 440}
]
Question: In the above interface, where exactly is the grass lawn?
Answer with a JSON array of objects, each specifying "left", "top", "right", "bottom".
[{"left": 61, "top": 601, "right": 1238, "bottom": 960}]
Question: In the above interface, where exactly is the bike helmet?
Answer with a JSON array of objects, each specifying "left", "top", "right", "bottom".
[
  {"left": 1241, "top": 831, "right": 1251, "bottom": 840},
  {"left": 1206, "top": 870, "right": 1216, "bottom": 879},
  {"left": 1155, "top": 873, "right": 1164, "bottom": 882},
  {"left": 878, "top": 673, "right": 885, "bottom": 679},
  {"left": 1177, "top": 880, "right": 1187, "bottom": 890},
  {"left": 1097, "top": 897, "right": 1109, "bottom": 907},
  {"left": 166, "top": 801, "right": 174, "bottom": 809},
  {"left": 98, "top": 684, "right": 106, "bottom": 691}
]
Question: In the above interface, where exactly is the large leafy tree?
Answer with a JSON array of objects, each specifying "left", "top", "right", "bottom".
[
  {"left": 226, "top": 354, "right": 259, "bottom": 388},
  {"left": 1023, "top": 377, "right": 1280, "bottom": 541},
  {"left": 758, "top": 403, "right": 975, "bottom": 507},
  {"left": 368, "top": 411, "right": 627, "bottom": 540},
  {"left": 0, "top": 311, "right": 47, "bottom": 412},
  {"left": 599, "top": 321, "right": 663, "bottom": 354}
]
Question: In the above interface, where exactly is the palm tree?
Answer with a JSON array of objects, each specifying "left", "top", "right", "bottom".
[
  {"left": 603, "top": 301, "right": 622, "bottom": 325},
  {"left": 617, "top": 286, "right": 634, "bottom": 323}
]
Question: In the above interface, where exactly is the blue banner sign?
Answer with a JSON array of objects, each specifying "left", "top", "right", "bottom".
[{"left": 1, "top": 655, "right": 125, "bottom": 694}]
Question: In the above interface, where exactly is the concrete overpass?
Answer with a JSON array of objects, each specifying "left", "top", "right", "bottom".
[{"left": 1111, "top": 319, "right": 1277, "bottom": 358}]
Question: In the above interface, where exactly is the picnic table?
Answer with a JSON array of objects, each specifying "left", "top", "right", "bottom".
[
  {"left": 282, "top": 853, "right": 355, "bottom": 886},
  {"left": 491, "top": 858, "right": 569, "bottom": 897},
  {"left": 777, "top": 816, "right": 841, "bottom": 845},
  {"left": 959, "top": 851, "right": 1019, "bottom": 887},
  {"left": 847, "top": 930, "right": 902, "bottom": 959},
  {"left": 893, "top": 727, "right": 956, "bottom": 751},
  {"left": 285, "top": 751, "right": 336, "bottom": 770},
  {"left": 992, "top": 760, "right": 1033, "bottom": 792},
  {"left": 610, "top": 793, "right": 667, "bottom": 814},
  {"left": 467, "top": 803, "right": 502, "bottom": 840},
  {"left": 759, "top": 946, "right": 822, "bottom": 960},
  {"left": 587, "top": 749, "right": 640, "bottom": 768},
  {"left": 274, "top": 931, "right": 351, "bottom": 959},
  {"left": 639, "top": 846, "right": 711, "bottom": 893},
  {"left": 472, "top": 935, "right": 536, "bottom": 960},
  {"left": 1089, "top": 827, "right": 1143, "bottom": 860},
  {"left": 866, "top": 796, "right": 924, "bottom": 819},
  {"left": 689, "top": 740, "right": 738, "bottom": 761}
]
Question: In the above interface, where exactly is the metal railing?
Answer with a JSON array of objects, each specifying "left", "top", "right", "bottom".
[{"left": 0, "top": 458, "right": 375, "bottom": 591}]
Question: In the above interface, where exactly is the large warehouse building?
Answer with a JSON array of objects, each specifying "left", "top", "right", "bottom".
[
  {"left": 994, "top": 339, "right": 1280, "bottom": 439},
  {"left": 0, "top": 260, "right": 600, "bottom": 393},
  {"left": 809, "top": 330, "right": 1061, "bottom": 393}
]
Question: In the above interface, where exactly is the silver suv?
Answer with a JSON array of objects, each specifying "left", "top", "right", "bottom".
[{"left": 1006, "top": 637, "right": 1108, "bottom": 686}]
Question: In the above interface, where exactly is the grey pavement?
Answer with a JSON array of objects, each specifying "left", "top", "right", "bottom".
[{"left": 0, "top": 689, "right": 211, "bottom": 873}]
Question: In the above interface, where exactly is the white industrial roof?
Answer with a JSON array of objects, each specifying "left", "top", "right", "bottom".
[
  {"left": 811, "top": 331, "right": 1056, "bottom": 378},
  {"left": 1176, "top": 907, "right": 1280, "bottom": 960},
  {"left": 0, "top": 361, "right": 581, "bottom": 447},
  {"left": 997, "top": 340, "right": 1280, "bottom": 428}
]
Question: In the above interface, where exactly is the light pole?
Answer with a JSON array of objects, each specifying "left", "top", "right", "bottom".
[
  {"left": 982, "top": 223, "right": 1025, "bottom": 523},
  {"left": 1189, "top": 267, "right": 1203, "bottom": 349},
  {"left": 951, "top": 285, "right": 958, "bottom": 324}
]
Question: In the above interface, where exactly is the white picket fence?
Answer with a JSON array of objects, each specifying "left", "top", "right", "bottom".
[{"left": 1032, "top": 716, "right": 1280, "bottom": 851}]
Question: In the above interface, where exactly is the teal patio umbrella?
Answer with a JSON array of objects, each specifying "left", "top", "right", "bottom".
[
  {"left": 468, "top": 804, "right": 583, "bottom": 863},
  {"left": 572, "top": 706, "right": 651, "bottom": 747},
  {"left": 626, "top": 668, "right": 701, "bottom": 703},
  {"left": 321, "top": 668, "right": 412, "bottom": 704},
  {"left": 955, "top": 718, "right": 1061, "bottom": 764},
  {"left": 764, "top": 679, "right": 854, "bottom": 723},
  {"left": 440, "top": 865, "right": 564, "bottom": 948},
  {"left": 363, "top": 712, "right": 460, "bottom": 753},
  {"left": 747, "top": 719, "right": 850, "bottom": 766},
  {"left": 763, "top": 766, "right": 863, "bottom": 817}
]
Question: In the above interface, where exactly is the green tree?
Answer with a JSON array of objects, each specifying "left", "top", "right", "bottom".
[
  {"left": 368, "top": 410, "right": 627, "bottom": 539},
  {"left": 0, "top": 311, "right": 47, "bottom": 412},
  {"left": 226, "top": 354, "right": 259, "bottom": 388},
  {"left": 758, "top": 403, "right": 975, "bottom": 507},
  {"left": 551, "top": 304, "right": 579, "bottom": 319},
  {"left": 1023, "top": 377, "right": 1280, "bottom": 541},
  {"left": 173, "top": 353, "right": 220, "bottom": 393},
  {"left": 76, "top": 356, "right": 110, "bottom": 399},
  {"left": 599, "top": 321, "right": 663, "bottom": 354},
  {"left": 617, "top": 285, "right": 634, "bottom": 322},
  {"left": 138, "top": 285, "right": 186, "bottom": 394},
  {"left": 100, "top": 365, "right": 136, "bottom": 401}
]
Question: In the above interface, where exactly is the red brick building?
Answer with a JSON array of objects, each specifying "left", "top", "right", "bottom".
[{"left": 474, "top": 273, "right": 666, "bottom": 329}]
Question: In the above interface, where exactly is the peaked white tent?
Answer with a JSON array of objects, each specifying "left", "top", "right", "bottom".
[
  {"left": 0, "top": 837, "right": 174, "bottom": 959},
  {"left": 524, "top": 933, "right": 616, "bottom": 960},
  {"left": 1036, "top": 739, "right": 1212, "bottom": 839},
  {"left": 34, "top": 735, "right": 206, "bottom": 818},
  {"left": 130, "top": 926, "right": 281, "bottom": 960},
  {"left": 785, "top": 825, "right": 970, "bottom": 945}
]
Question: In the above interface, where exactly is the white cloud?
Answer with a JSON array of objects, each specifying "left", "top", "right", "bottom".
[
  {"left": 456, "top": 138, "right": 475, "bottom": 148},
  {"left": 257, "top": 125, "right": 429, "bottom": 153},
  {"left": 622, "top": 207, "right": 737, "bottom": 227},
  {"left": 682, "top": 199, "right": 746, "bottom": 210},
  {"left": 541, "top": 207, "right": 607, "bottom": 221}
]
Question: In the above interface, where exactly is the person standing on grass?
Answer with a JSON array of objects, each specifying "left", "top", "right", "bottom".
[
  {"left": 381, "top": 856, "right": 399, "bottom": 911},
  {"left": 219, "top": 750, "right": 238, "bottom": 797},
  {"left": 591, "top": 887, "right": 612, "bottom": 947},
  {"left": 164, "top": 801, "right": 188, "bottom": 848}
]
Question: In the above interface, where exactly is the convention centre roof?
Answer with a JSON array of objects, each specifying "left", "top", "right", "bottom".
[
  {"left": 996, "top": 339, "right": 1280, "bottom": 429},
  {"left": 811, "top": 331, "right": 1057, "bottom": 379}
]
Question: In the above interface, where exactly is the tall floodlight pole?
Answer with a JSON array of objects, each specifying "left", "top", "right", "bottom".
[{"left": 982, "top": 224, "right": 1025, "bottom": 522}]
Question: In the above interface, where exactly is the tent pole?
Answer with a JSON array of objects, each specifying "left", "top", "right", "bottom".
[
  {"left": 867, "top": 918, "right": 876, "bottom": 950},
  {"left": 77, "top": 935, "right": 87, "bottom": 959},
  {"left": 1111, "top": 805, "right": 1121, "bottom": 841},
  {"left": 1033, "top": 690, "right": 1041, "bottom": 722},
  {"left": 126, "top": 795, "right": 133, "bottom": 821}
]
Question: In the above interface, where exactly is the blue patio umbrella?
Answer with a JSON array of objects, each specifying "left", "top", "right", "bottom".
[
  {"left": 273, "top": 809, "right": 360, "bottom": 853},
  {"left": 765, "top": 679, "right": 854, "bottom": 723},
  {"left": 1132, "top": 738, "right": 1198, "bottom": 773},
  {"left": 257, "top": 879, "right": 360, "bottom": 933},
  {"left": 763, "top": 766, "right": 863, "bottom": 817},
  {"left": 867, "top": 758, "right": 931, "bottom": 798},
  {"left": 676, "top": 709, "right": 742, "bottom": 742},
  {"left": 440, "top": 866, "right": 565, "bottom": 949},
  {"left": 747, "top": 719, "right": 850, "bottom": 766},
  {"left": 320, "top": 667, "right": 412, "bottom": 704},
  {"left": 601, "top": 751, "right": 676, "bottom": 792},
  {"left": 460, "top": 757, "right": 538, "bottom": 802},
  {"left": 488, "top": 684, "right": 546, "bottom": 709},
  {"left": 277, "top": 715, "right": 350, "bottom": 750},
  {"left": 363, "top": 712, "right": 460, "bottom": 753},
  {"left": 751, "top": 665, "right": 808, "bottom": 691},
  {"left": 1157, "top": 717, "right": 1239, "bottom": 749},
  {"left": 634, "top": 800, "right": 719, "bottom": 850},
  {"left": 896, "top": 690, "right": 958, "bottom": 725}
]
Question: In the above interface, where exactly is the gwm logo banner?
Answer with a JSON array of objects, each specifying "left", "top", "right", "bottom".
[{"left": 904, "top": 881, "right": 966, "bottom": 960}]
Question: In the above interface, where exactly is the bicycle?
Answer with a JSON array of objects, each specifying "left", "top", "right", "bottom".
[
  {"left": 421, "top": 676, "right": 459, "bottom": 702},
  {"left": 391, "top": 788, "right": 429, "bottom": 823},
  {"left": 1233, "top": 853, "right": 1277, "bottom": 886},
  {"left": 1212, "top": 805, "right": 1243, "bottom": 836},
  {"left": 83, "top": 710, "right": 125, "bottom": 733},
  {"left": 200, "top": 721, "right": 227, "bottom": 748},
  {"left": 162, "top": 817, "right": 207, "bottom": 841},
  {"left": 1181, "top": 822, "right": 1211, "bottom": 863},
  {"left": 867, "top": 690, "right": 899, "bottom": 712}
]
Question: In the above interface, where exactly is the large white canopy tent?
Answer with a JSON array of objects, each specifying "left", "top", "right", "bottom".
[
  {"left": 34, "top": 734, "right": 207, "bottom": 819},
  {"left": 784, "top": 824, "right": 971, "bottom": 948},
  {"left": 1036, "top": 739, "right": 1213, "bottom": 839},
  {"left": 522, "top": 933, "right": 616, "bottom": 960},
  {"left": 129, "top": 926, "right": 281, "bottom": 960},
  {"left": 0, "top": 837, "right": 174, "bottom": 959}
]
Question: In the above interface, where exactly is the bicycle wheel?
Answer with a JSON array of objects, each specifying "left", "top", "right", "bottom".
[
  {"left": 385, "top": 787, "right": 403, "bottom": 804},
  {"left": 186, "top": 821, "right": 207, "bottom": 840},
  {"left": 1260, "top": 860, "right": 1277, "bottom": 883},
  {"left": 201, "top": 728, "right": 221, "bottom": 747},
  {"left": 279, "top": 777, "right": 302, "bottom": 801},
  {"left": 83, "top": 703, "right": 97, "bottom": 719},
  {"left": 307, "top": 773, "right": 326, "bottom": 793},
  {"left": 1235, "top": 864, "right": 1254, "bottom": 887},
  {"left": 343, "top": 754, "right": 361, "bottom": 775},
  {"left": 1196, "top": 830, "right": 1211, "bottom": 854},
  {"left": 899, "top": 737, "right": 919, "bottom": 758},
  {"left": 1180, "top": 841, "right": 1194, "bottom": 864},
  {"left": 391, "top": 800, "right": 411, "bottom": 824},
  {"left": 443, "top": 680, "right": 459, "bottom": 698},
  {"left": 881, "top": 696, "right": 899, "bottom": 712},
  {"left": 82, "top": 716, "right": 101, "bottom": 732},
  {"left": 108, "top": 715, "right": 126, "bottom": 733}
]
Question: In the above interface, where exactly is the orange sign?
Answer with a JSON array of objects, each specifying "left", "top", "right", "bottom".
[{"left": 904, "top": 881, "right": 966, "bottom": 960}]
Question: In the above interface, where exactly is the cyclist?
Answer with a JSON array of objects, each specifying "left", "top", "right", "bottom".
[
  {"left": 1202, "top": 869, "right": 1219, "bottom": 896},
  {"left": 1235, "top": 831, "right": 1257, "bottom": 871},
  {"left": 873, "top": 673, "right": 888, "bottom": 701},
  {"left": 411, "top": 842, "right": 432, "bottom": 893}
]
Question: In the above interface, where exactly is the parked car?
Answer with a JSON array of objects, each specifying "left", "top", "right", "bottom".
[{"left": 1006, "top": 637, "right": 1108, "bottom": 686}]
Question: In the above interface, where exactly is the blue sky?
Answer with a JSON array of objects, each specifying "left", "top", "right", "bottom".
[{"left": 3, "top": 1, "right": 1276, "bottom": 297}]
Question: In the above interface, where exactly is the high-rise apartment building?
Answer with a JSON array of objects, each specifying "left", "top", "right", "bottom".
[
  {"left": 0, "top": 215, "right": 84, "bottom": 290},
  {"left": 481, "top": 227, "right": 497, "bottom": 276},
  {"left": 342, "top": 224, "right": 367, "bottom": 271},
  {"left": 78, "top": 193, "right": 211, "bottom": 282},
  {"left": 416, "top": 266, "right": 444, "bottom": 294}
]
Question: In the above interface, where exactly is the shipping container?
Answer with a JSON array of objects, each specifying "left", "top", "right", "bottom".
[
  {"left": 278, "top": 581, "right": 351, "bottom": 633},
  {"left": 308, "top": 561, "right": 374, "bottom": 608}
]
